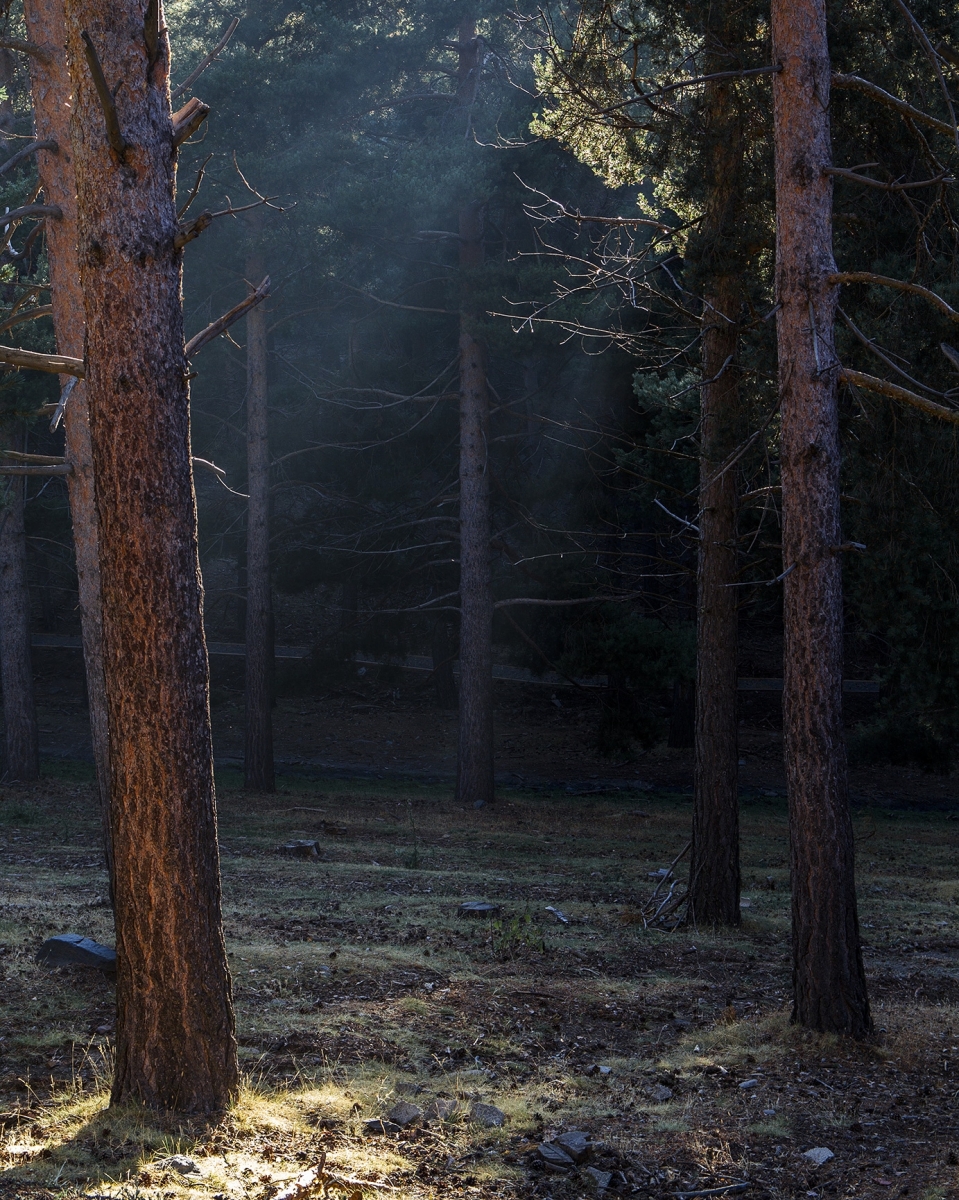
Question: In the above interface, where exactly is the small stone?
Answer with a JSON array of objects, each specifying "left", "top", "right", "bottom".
[
  {"left": 802, "top": 1147, "right": 835, "bottom": 1166},
  {"left": 159, "top": 1155, "right": 200, "bottom": 1175},
  {"left": 470, "top": 1102, "right": 505, "bottom": 1127},
  {"left": 459, "top": 901, "right": 501, "bottom": 917},
  {"left": 649, "top": 1084, "right": 673, "bottom": 1102},
  {"left": 739, "top": 1078, "right": 758, "bottom": 1090},
  {"left": 37, "top": 934, "right": 116, "bottom": 974},
  {"left": 364, "top": 1119, "right": 401, "bottom": 1135},
  {"left": 584, "top": 1167, "right": 612, "bottom": 1192},
  {"left": 762, "top": 1109, "right": 776, "bottom": 1117},
  {"left": 555, "top": 1130, "right": 591, "bottom": 1163},
  {"left": 597, "top": 1065, "right": 612, "bottom": 1076},
  {"left": 425, "top": 1098, "right": 457, "bottom": 1121},
  {"left": 278, "top": 840, "right": 320, "bottom": 858},
  {"left": 537, "top": 1142, "right": 574, "bottom": 1170},
  {"left": 387, "top": 1101, "right": 423, "bottom": 1128}
]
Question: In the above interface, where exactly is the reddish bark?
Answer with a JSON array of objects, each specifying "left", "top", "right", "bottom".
[
  {"left": 23, "top": 0, "right": 112, "bottom": 875},
  {"left": 771, "top": 0, "right": 872, "bottom": 1036},
  {"left": 62, "top": 0, "right": 238, "bottom": 1109}
]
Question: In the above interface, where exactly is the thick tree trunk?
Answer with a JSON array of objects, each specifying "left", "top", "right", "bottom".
[
  {"left": 244, "top": 251, "right": 274, "bottom": 792},
  {"left": 771, "top": 0, "right": 872, "bottom": 1036},
  {"left": 686, "top": 23, "right": 744, "bottom": 928},
  {"left": 24, "top": 0, "right": 112, "bottom": 881},
  {"left": 455, "top": 199, "right": 494, "bottom": 809},
  {"left": 63, "top": 0, "right": 238, "bottom": 1109},
  {"left": 0, "top": 446, "right": 38, "bottom": 782}
]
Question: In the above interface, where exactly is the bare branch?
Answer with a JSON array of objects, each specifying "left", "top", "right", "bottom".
[
  {"left": 0, "top": 139, "right": 57, "bottom": 178},
  {"left": 177, "top": 152, "right": 213, "bottom": 219},
  {"left": 171, "top": 17, "right": 240, "bottom": 100},
  {"left": 825, "top": 166, "right": 953, "bottom": 190},
  {"left": 0, "top": 36, "right": 50, "bottom": 62},
  {"left": 839, "top": 306, "right": 951, "bottom": 397},
  {"left": 80, "top": 31, "right": 127, "bottom": 157},
  {"left": 172, "top": 97, "right": 210, "bottom": 148},
  {"left": 0, "top": 463, "right": 71, "bottom": 475},
  {"left": 840, "top": 367, "right": 959, "bottom": 423},
  {"left": 832, "top": 73, "right": 956, "bottom": 138},
  {"left": 0, "top": 203, "right": 61, "bottom": 227},
  {"left": 0, "top": 304, "right": 52, "bottom": 334},
  {"left": 185, "top": 275, "right": 270, "bottom": 358},
  {"left": 174, "top": 209, "right": 213, "bottom": 250},
  {"left": 191, "top": 456, "right": 227, "bottom": 481},
  {"left": 830, "top": 271, "right": 959, "bottom": 323},
  {"left": 0, "top": 345, "right": 83, "bottom": 376}
]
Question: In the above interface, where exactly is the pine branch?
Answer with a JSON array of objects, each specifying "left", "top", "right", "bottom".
[
  {"left": 832, "top": 73, "right": 956, "bottom": 138},
  {"left": 830, "top": 271, "right": 959, "bottom": 324},
  {"left": 840, "top": 367, "right": 959, "bottom": 423}
]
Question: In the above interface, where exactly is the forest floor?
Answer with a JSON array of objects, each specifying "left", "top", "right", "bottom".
[{"left": 0, "top": 767, "right": 956, "bottom": 1200}]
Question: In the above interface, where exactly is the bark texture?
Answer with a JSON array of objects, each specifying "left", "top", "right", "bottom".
[
  {"left": 455, "top": 199, "right": 494, "bottom": 809},
  {"left": 0, "top": 448, "right": 38, "bottom": 782},
  {"left": 686, "top": 21, "right": 744, "bottom": 926},
  {"left": 244, "top": 250, "right": 274, "bottom": 793},
  {"left": 23, "top": 0, "right": 112, "bottom": 876},
  {"left": 62, "top": 0, "right": 238, "bottom": 1109},
  {"left": 454, "top": 20, "right": 494, "bottom": 809},
  {"left": 771, "top": 0, "right": 872, "bottom": 1036}
]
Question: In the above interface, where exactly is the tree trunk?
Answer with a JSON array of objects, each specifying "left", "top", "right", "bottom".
[
  {"left": 455, "top": 200, "right": 494, "bottom": 809},
  {"left": 771, "top": 0, "right": 872, "bottom": 1036},
  {"left": 686, "top": 17, "right": 744, "bottom": 928},
  {"left": 24, "top": 0, "right": 113, "bottom": 883},
  {"left": 244, "top": 250, "right": 274, "bottom": 793},
  {"left": 431, "top": 618, "right": 458, "bottom": 709},
  {"left": 63, "top": 0, "right": 238, "bottom": 1110},
  {"left": 0, "top": 439, "right": 38, "bottom": 783},
  {"left": 454, "top": 20, "right": 494, "bottom": 809}
]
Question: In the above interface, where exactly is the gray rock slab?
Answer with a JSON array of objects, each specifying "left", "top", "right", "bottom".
[
  {"left": 470, "top": 1102, "right": 505, "bottom": 1127},
  {"left": 387, "top": 1101, "right": 423, "bottom": 1128},
  {"left": 555, "top": 1130, "right": 591, "bottom": 1163},
  {"left": 158, "top": 1156, "right": 200, "bottom": 1175},
  {"left": 537, "top": 1143, "right": 575, "bottom": 1170},
  {"left": 37, "top": 934, "right": 116, "bottom": 974},
  {"left": 649, "top": 1083, "right": 673, "bottom": 1102},
  {"left": 459, "top": 902, "right": 501, "bottom": 917},
  {"left": 364, "top": 1119, "right": 401, "bottom": 1135},
  {"left": 278, "top": 840, "right": 320, "bottom": 858},
  {"left": 802, "top": 1147, "right": 835, "bottom": 1166},
  {"left": 583, "top": 1167, "right": 612, "bottom": 1192}
]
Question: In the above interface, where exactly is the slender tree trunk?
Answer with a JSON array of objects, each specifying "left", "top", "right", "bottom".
[
  {"left": 771, "top": 0, "right": 872, "bottom": 1036},
  {"left": 456, "top": 199, "right": 494, "bottom": 808},
  {"left": 63, "top": 0, "right": 238, "bottom": 1109},
  {"left": 244, "top": 250, "right": 274, "bottom": 792},
  {"left": 431, "top": 617, "right": 458, "bottom": 709},
  {"left": 454, "top": 20, "right": 494, "bottom": 808},
  {"left": 24, "top": 0, "right": 112, "bottom": 882},
  {"left": 0, "top": 441, "right": 38, "bottom": 782},
  {"left": 686, "top": 18, "right": 744, "bottom": 928}
]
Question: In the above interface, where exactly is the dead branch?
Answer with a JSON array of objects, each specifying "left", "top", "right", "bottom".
[
  {"left": 830, "top": 270, "right": 959, "bottom": 323},
  {"left": 191, "top": 456, "right": 227, "bottom": 481},
  {"left": 0, "top": 304, "right": 52, "bottom": 334},
  {"left": 839, "top": 306, "right": 952, "bottom": 397},
  {"left": 0, "top": 450, "right": 67, "bottom": 466},
  {"left": 177, "top": 152, "right": 213, "bottom": 218},
  {"left": 0, "top": 36, "right": 50, "bottom": 62},
  {"left": 80, "top": 31, "right": 127, "bottom": 157},
  {"left": 825, "top": 166, "right": 953, "bottom": 190},
  {"left": 185, "top": 275, "right": 270, "bottom": 358},
  {"left": 171, "top": 16, "right": 239, "bottom": 100},
  {"left": 0, "top": 203, "right": 61, "bottom": 227},
  {"left": 0, "top": 345, "right": 83, "bottom": 376},
  {"left": 832, "top": 73, "right": 955, "bottom": 137},
  {"left": 174, "top": 209, "right": 213, "bottom": 250},
  {"left": 0, "top": 464, "right": 71, "bottom": 475},
  {"left": 171, "top": 97, "right": 210, "bottom": 147},
  {"left": 840, "top": 367, "right": 959, "bottom": 423},
  {"left": 0, "top": 139, "right": 57, "bottom": 178}
]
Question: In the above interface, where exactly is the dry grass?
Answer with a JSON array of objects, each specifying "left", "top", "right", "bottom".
[{"left": 0, "top": 768, "right": 957, "bottom": 1198}]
